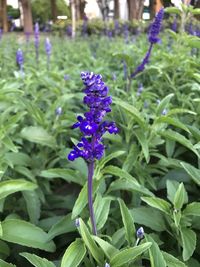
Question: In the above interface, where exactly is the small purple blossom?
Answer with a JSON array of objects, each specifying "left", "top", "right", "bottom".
[
  {"left": 75, "top": 218, "right": 80, "bottom": 227},
  {"left": 64, "top": 74, "right": 70, "bottom": 80},
  {"left": 137, "top": 83, "right": 143, "bottom": 96},
  {"left": 105, "top": 263, "right": 110, "bottom": 267},
  {"left": 171, "top": 15, "right": 177, "bottom": 32},
  {"left": 136, "top": 227, "right": 144, "bottom": 239},
  {"left": 55, "top": 107, "right": 62, "bottom": 116},
  {"left": 162, "top": 108, "right": 168, "bottom": 115},
  {"left": 68, "top": 72, "right": 118, "bottom": 162}
]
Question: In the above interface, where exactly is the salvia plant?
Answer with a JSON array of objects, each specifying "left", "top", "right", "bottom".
[{"left": 68, "top": 72, "right": 118, "bottom": 235}]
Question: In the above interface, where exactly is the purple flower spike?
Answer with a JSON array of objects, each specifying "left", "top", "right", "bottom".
[
  {"left": 34, "top": 22, "right": 40, "bottom": 63},
  {"left": 16, "top": 49, "right": 24, "bottom": 66},
  {"left": 68, "top": 72, "right": 118, "bottom": 162},
  {"left": 45, "top": 38, "right": 52, "bottom": 55},
  {"left": 68, "top": 72, "right": 118, "bottom": 236},
  {"left": 131, "top": 8, "right": 164, "bottom": 78},
  {"left": 148, "top": 8, "right": 164, "bottom": 44}
]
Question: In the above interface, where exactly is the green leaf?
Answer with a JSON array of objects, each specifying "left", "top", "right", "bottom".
[
  {"left": 93, "top": 236, "right": 119, "bottom": 259},
  {"left": 183, "top": 202, "right": 200, "bottom": 217},
  {"left": 110, "top": 242, "right": 152, "bottom": 267},
  {"left": 145, "top": 235, "right": 166, "bottom": 267},
  {"left": 191, "top": 8, "right": 200, "bottom": 14},
  {"left": 20, "top": 252, "right": 56, "bottom": 267},
  {"left": 1, "top": 219, "right": 55, "bottom": 252},
  {"left": 98, "top": 151, "right": 125, "bottom": 170},
  {"left": 47, "top": 213, "right": 75, "bottom": 240},
  {"left": 180, "top": 227, "right": 196, "bottom": 261},
  {"left": 2, "top": 136, "right": 18, "bottom": 153},
  {"left": 166, "top": 180, "right": 179, "bottom": 204},
  {"left": 156, "top": 94, "right": 174, "bottom": 116},
  {"left": 61, "top": 239, "right": 86, "bottom": 267},
  {"left": 23, "top": 190, "right": 41, "bottom": 224},
  {"left": 141, "top": 197, "right": 171, "bottom": 215},
  {"left": 165, "top": 7, "right": 181, "bottom": 14},
  {"left": 0, "top": 240, "right": 10, "bottom": 259},
  {"left": 21, "top": 126, "right": 56, "bottom": 148},
  {"left": 0, "top": 260, "right": 16, "bottom": 267},
  {"left": 118, "top": 198, "right": 135, "bottom": 245},
  {"left": 72, "top": 179, "right": 100, "bottom": 219},
  {"left": 173, "top": 183, "right": 188, "bottom": 210},
  {"left": 158, "top": 130, "right": 199, "bottom": 158},
  {"left": 162, "top": 251, "right": 187, "bottom": 267},
  {"left": 93, "top": 194, "right": 112, "bottom": 230},
  {"left": 113, "top": 98, "right": 146, "bottom": 127},
  {"left": 180, "top": 162, "right": 200, "bottom": 186},
  {"left": 131, "top": 207, "right": 166, "bottom": 232},
  {"left": 104, "top": 165, "right": 153, "bottom": 196},
  {"left": 155, "top": 117, "right": 190, "bottom": 133},
  {"left": 40, "top": 168, "right": 84, "bottom": 185},
  {"left": 0, "top": 179, "right": 37, "bottom": 200},
  {"left": 134, "top": 129, "right": 149, "bottom": 163},
  {"left": 79, "top": 219, "right": 104, "bottom": 265},
  {"left": 187, "top": 37, "right": 200, "bottom": 49}
]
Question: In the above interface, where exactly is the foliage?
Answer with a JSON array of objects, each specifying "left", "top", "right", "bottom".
[{"left": 0, "top": 14, "right": 200, "bottom": 266}]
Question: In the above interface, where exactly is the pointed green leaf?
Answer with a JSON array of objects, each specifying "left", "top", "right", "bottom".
[
  {"left": 173, "top": 183, "right": 188, "bottom": 210},
  {"left": 21, "top": 126, "right": 56, "bottom": 148},
  {"left": 1, "top": 219, "right": 55, "bottom": 252},
  {"left": 162, "top": 251, "right": 187, "bottom": 267},
  {"left": 61, "top": 239, "right": 86, "bottom": 267},
  {"left": 0, "top": 179, "right": 37, "bottom": 200},
  {"left": 134, "top": 130, "right": 149, "bottom": 163},
  {"left": 110, "top": 242, "right": 152, "bottom": 267},
  {"left": 146, "top": 235, "right": 166, "bottom": 267},
  {"left": 93, "top": 236, "right": 119, "bottom": 259},
  {"left": 118, "top": 198, "right": 135, "bottom": 245},
  {"left": 0, "top": 260, "right": 16, "bottom": 267},
  {"left": 47, "top": 213, "right": 75, "bottom": 240},
  {"left": 98, "top": 151, "right": 125, "bottom": 170},
  {"left": 79, "top": 219, "right": 104, "bottom": 265},
  {"left": 141, "top": 197, "right": 171, "bottom": 215},
  {"left": 40, "top": 168, "right": 84, "bottom": 185},
  {"left": 180, "top": 162, "right": 200, "bottom": 186},
  {"left": 183, "top": 202, "right": 200, "bottom": 217},
  {"left": 20, "top": 252, "right": 56, "bottom": 267},
  {"left": 180, "top": 227, "right": 196, "bottom": 261},
  {"left": 156, "top": 94, "right": 174, "bottom": 116}
]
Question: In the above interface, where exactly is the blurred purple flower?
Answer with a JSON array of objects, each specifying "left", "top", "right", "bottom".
[
  {"left": 34, "top": 22, "right": 40, "bottom": 62},
  {"left": 55, "top": 107, "right": 62, "bottom": 116},
  {"left": 137, "top": 83, "right": 143, "bottom": 96}
]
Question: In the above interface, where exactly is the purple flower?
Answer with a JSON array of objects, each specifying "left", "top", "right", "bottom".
[
  {"left": 68, "top": 72, "right": 118, "bottom": 162},
  {"left": 148, "top": 8, "right": 164, "bottom": 44},
  {"left": 136, "top": 227, "right": 144, "bottom": 239},
  {"left": 45, "top": 38, "right": 52, "bottom": 56},
  {"left": 105, "top": 263, "right": 110, "bottom": 267},
  {"left": 55, "top": 107, "right": 62, "bottom": 116},
  {"left": 75, "top": 218, "right": 80, "bottom": 227},
  {"left": 16, "top": 49, "right": 24, "bottom": 67},
  {"left": 66, "top": 25, "right": 72, "bottom": 37},
  {"left": 131, "top": 8, "right": 164, "bottom": 78},
  {"left": 137, "top": 83, "right": 143, "bottom": 96}
]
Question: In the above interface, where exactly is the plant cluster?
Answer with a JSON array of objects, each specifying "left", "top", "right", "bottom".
[{"left": 0, "top": 6, "right": 200, "bottom": 267}]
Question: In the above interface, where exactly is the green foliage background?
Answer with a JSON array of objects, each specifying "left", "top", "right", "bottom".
[{"left": 0, "top": 7, "right": 200, "bottom": 267}]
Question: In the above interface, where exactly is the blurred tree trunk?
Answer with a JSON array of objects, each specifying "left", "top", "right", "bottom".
[
  {"left": 97, "top": 0, "right": 110, "bottom": 21},
  {"left": 71, "top": 0, "right": 76, "bottom": 37},
  {"left": 114, "top": 0, "right": 119, "bottom": 19},
  {"left": 50, "top": 0, "right": 57, "bottom": 22},
  {"left": 20, "top": 0, "right": 33, "bottom": 33},
  {"left": 0, "top": 0, "right": 8, "bottom": 32},
  {"left": 127, "top": 0, "right": 145, "bottom": 20},
  {"left": 80, "top": 0, "right": 86, "bottom": 19}
]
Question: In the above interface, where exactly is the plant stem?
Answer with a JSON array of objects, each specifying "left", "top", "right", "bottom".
[{"left": 88, "top": 160, "right": 97, "bottom": 235}]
